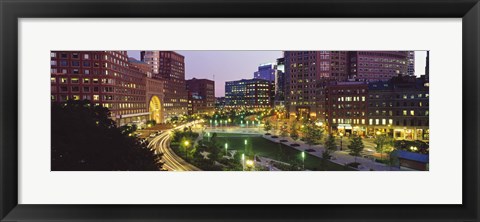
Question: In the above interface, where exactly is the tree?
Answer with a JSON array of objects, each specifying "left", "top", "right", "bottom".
[
  {"left": 348, "top": 135, "right": 365, "bottom": 163},
  {"left": 279, "top": 122, "right": 289, "bottom": 139},
  {"left": 301, "top": 121, "right": 323, "bottom": 148},
  {"left": 51, "top": 100, "right": 163, "bottom": 171},
  {"left": 264, "top": 120, "right": 272, "bottom": 133},
  {"left": 385, "top": 150, "right": 400, "bottom": 170},
  {"left": 290, "top": 121, "right": 299, "bottom": 141},
  {"left": 374, "top": 134, "right": 393, "bottom": 160},
  {"left": 322, "top": 134, "right": 337, "bottom": 159}
]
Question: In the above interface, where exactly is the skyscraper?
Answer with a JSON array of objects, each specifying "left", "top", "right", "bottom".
[
  {"left": 141, "top": 51, "right": 188, "bottom": 119},
  {"left": 254, "top": 63, "right": 277, "bottom": 82},
  {"left": 407, "top": 51, "right": 415, "bottom": 76},
  {"left": 285, "top": 51, "right": 410, "bottom": 122},
  {"left": 274, "top": 57, "right": 286, "bottom": 106},
  {"left": 284, "top": 51, "right": 348, "bottom": 119},
  {"left": 348, "top": 51, "right": 409, "bottom": 81}
]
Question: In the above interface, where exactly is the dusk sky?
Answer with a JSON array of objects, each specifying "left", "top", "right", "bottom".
[{"left": 128, "top": 51, "right": 427, "bottom": 97}]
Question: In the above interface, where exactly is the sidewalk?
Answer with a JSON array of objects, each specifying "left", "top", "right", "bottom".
[{"left": 262, "top": 134, "right": 399, "bottom": 171}]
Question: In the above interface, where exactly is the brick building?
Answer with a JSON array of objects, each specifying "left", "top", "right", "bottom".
[
  {"left": 348, "top": 51, "right": 410, "bottom": 81},
  {"left": 141, "top": 51, "right": 188, "bottom": 120},
  {"left": 50, "top": 51, "right": 149, "bottom": 126},
  {"left": 284, "top": 51, "right": 349, "bottom": 119},
  {"left": 367, "top": 75, "right": 429, "bottom": 140},
  {"left": 186, "top": 78, "right": 215, "bottom": 115},
  {"left": 325, "top": 81, "right": 368, "bottom": 136}
]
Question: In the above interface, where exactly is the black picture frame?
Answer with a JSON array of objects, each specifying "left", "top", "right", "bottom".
[{"left": 1, "top": 0, "right": 479, "bottom": 221}]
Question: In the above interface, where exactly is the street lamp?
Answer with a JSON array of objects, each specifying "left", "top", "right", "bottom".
[
  {"left": 225, "top": 143, "right": 228, "bottom": 156},
  {"left": 244, "top": 139, "right": 248, "bottom": 155},
  {"left": 241, "top": 153, "right": 245, "bottom": 171},
  {"left": 339, "top": 132, "right": 344, "bottom": 151},
  {"left": 301, "top": 151, "right": 305, "bottom": 170},
  {"left": 184, "top": 141, "right": 190, "bottom": 161}
]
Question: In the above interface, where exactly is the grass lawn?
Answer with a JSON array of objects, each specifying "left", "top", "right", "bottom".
[{"left": 212, "top": 133, "right": 351, "bottom": 171}]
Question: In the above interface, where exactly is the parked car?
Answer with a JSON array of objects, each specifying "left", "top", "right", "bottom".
[
  {"left": 290, "top": 143, "right": 300, "bottom": 147},
  {"left": 271, "top": 136, "right": 279, "bottom": 138},
  {"left": 280, "top": 139, "right": 288, "bottom": 142}
]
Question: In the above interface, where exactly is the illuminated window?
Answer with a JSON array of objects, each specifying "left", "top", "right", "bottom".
[
  {"left": 410, "top": 110, "right": 415, "bottom": 116},
  {"left": 382, "top": 119, "right": 386, "bottom": 125},
  {"left": 50, "top": 77, "right": 56, "bottom": 83},
  {"left": 93, "top": 95, "right": 100, "bottom": 101},
  {"left": 61, "top": 78, "right": 68, "bottom": 84},
  {"left": 403, "top": 110, "right": 407, "bottom": 116}
]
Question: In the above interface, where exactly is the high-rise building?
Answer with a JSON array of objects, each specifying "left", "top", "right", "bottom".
[
  {"left": 186, "top": 78, "right": 215, "bottom": 115},
  {"left": 425, "top": 51, "right": 430, "bottom": 82},
  {"left": 141, "top": 51, "right": 188, "bottom": 119},
  {"left": 285, "top": 51, "right": 410, "bottom": 121},
  {"left": 284, "top": 51, "right": 348, "bottom": 120},
  {"left": 50, "top": 51, "right": 149, "bottom": 126},
  {"left": 274, "top": 57, "right": 286, "bottom": 106},
  {"left": 225, "top": 79, "right": 273, "bottom": 108},
  {"left": 254, "top": 63, "right": 276, "bottom": 82},
  {"left": 129, "top": 58, "right": 166, "bottom": 124},
  {"left": 348, "top": 51, "right": 409, "bottom": 81},
  {"left": 407, "top": 51, "right": 415, "bottom": 76}
]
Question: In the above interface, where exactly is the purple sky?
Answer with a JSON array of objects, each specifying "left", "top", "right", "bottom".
[
  {"left": 128, "top": 50, "right": 282, "bottom": 97},
  {"left": 127, "top": 50, "right": 427, "bottom": 97}
]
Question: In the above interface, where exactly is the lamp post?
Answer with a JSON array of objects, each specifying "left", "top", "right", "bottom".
[
  {"left": 225, "top": 143, "right": 228, "bottom": 156},
  {"left": 301, "top": 151, "right": 305, "bottom": 170},
  {"left": 244, "top": 139, "right": 247, "bottom": 155},
  {"left": 339, "top": 132, "right": 344, "bottom": 151},
  {"left": 242, "top": 153, "right": 245, "bottom": 171},
  {"left": 184, "top": 141, "right": 189, "bottom": 162}
]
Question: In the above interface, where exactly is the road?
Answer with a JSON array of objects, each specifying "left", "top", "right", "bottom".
[{"left": 148, "top": 123, "right": 201, "bottom": 171}]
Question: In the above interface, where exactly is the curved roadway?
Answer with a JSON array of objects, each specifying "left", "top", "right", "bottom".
[{"left": 148, "top": 123, "right": 201, "bottom": 171}]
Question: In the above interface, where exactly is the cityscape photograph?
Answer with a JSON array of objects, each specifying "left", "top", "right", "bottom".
[{"left": 50, "top": 50, "right": 429, "bottom": 171}]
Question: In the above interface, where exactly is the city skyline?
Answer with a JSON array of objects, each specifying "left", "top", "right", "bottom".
[
  {"left": 128, "top": 50, "right": 428, "bottom": 97},
  {"left": 51, "top": 50, "right": 429, "bottom": 172}
]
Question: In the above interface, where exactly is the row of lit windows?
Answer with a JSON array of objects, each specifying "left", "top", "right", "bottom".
[{"left": 336, "top": 96, "right": 366, "bottom": 102}]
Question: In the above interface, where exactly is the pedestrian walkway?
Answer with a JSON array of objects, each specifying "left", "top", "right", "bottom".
[
  {"left": 200, "top": 126, "right": 402, "bottom": 171},
  {"left": 262, "top": 135, "right": 400, "bottom": 171}
]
